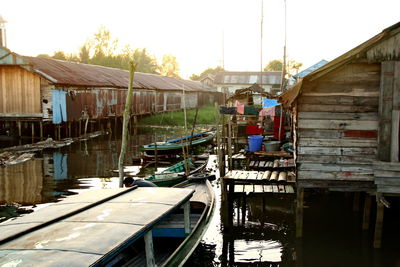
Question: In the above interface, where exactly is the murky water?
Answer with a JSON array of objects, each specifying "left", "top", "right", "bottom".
[{"left": 1, "top": 128, "right": 400, "bottom": 266}]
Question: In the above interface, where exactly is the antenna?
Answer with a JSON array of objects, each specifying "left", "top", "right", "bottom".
[
  {"left": 260, "top": 0, "right": 264, "bottom": 88},
  {"left": 222, "top": 30, "right": 225, "bottom": 69},
  {"left": 280, "top": 0, "right": 287, "bottom": 92}
]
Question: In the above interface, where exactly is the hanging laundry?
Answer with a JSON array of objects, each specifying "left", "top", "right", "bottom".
[
  {"left": 219, "top": 106, "right": 237, "bottom": 114},
  {"left": 244, "top": 105, "right": 259, "bottom": 115},
  {"left": 246, "top": 125, "right": 263, "bottom": 135},
  {"left": 235, "top": 100, "right": 245, "bottom": 114}
]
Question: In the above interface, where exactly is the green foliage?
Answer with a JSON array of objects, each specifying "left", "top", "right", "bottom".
[
  {"left": 38, "top": 26, "right": 174, "bottom": 75},
  {"left": 190, "top": 66, "right": 224, "bottom": 81},
  {"left": 264, "top": 59, "right": 303, "bottom": 77},
  {"left": 158, "top": 54, "right": 181, "bottom": 78},
  {"left": 264, "top": 59, "right": 283, "bottom": 71},
  {"left": 138, "top": 104, "right": 217, "bottom": 126}
]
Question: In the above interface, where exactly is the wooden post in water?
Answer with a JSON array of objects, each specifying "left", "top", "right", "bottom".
[
  {"left": 154, "top": 133, "right": 158, "bottom": 170},
  {"left": 374, "top": 201, "right": 385, "bottom": 248},
  {"left": 144, "top": 231, "right": 156, "bottom": 267},
  {"left": 39, "top": 121, "right": 43, "bottom": 140},
  {"left": 188, "top": 107, "right": 199, "bottom": 157},
  {"left": 296, "top": 187, "right": 304, "bottom": 238},
  {"left": 118, "top": 62, "right": 136, "bottom": 188},
  {"left": 353, "top": 192, "right": 360, "bottom": 212},
  {"left": 227, "top": 115, "right": 232, "bottom": 170},
  {"left": 362, "top": 194, "right": 372, "bottom": 230}
]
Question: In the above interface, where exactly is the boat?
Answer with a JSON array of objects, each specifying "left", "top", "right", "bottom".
[
  {"left": 145, "top": 154, "right": 209, "bottom": 187},
  {"left": 116, "top": 176, "right": 216, "bottom": 266},
  {"left": 0, "top": 178, "right": 215, "bottom": 267},
  {"left": 140, "top": 129, "right": 215, "bottom": 157}
]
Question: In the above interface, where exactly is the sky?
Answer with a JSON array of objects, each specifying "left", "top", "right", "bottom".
[{"left": 1, "top": 0, "right": 400, "bottom": 78}]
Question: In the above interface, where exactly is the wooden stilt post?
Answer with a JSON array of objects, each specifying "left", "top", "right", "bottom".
[
  {"left": 374, "top": 201, "right": 385, "bottom": 248},
  {"left": 39, "top": 121, "right": 43, "bottom": 140},
  {"left": 353, "top": 192, "right": 361, "bottom": 212},
  {"left": 144, "top": 231, "right": 156, "bottom": 267},
  {"left": 31, "top": 122, "right": 35, "bottom": 141},
  {"left": 68, "top": 122, "right": 71, "bottom": 137},
  {"left": 54, "top": 124, "right": 58, "bottom": 140},
  {"left": 362, "top": 194, "right": 372, "bottom": 230},
  {"left": 228, "top": 115, "right": 232, "bottom": 171},
  {"left": 17, "top": 121, "right": 22, "bottom": 137},
  {"left": 241, "top": 194, "right": 246, "bottom": 226},
  {"left": 79, "top": 120, "right": 82, "bottom": 136},
  {"left": 296, "top": 187, "right": 304, "bottom": 238}
]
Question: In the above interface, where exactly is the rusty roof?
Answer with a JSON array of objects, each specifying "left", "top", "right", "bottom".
[{"left": 21, "top": 56, "right": 215, "bottom": 92}]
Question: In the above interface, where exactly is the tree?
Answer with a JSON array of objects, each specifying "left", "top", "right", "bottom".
[
  {"left": 159, "top": 54, "right": 180, "bottom": 78},
  {"left": 52, "top": 51, "right": 67, "bottom": 60},
  {"left": 79, "top": 43, "right": 91, "bottom": 64},
  {"left": 264, "top": 59, "right": 303, "bottom": 77},
  {"left": 264, "top": 59, "right": 283, "bottom": 71},
  {"left": 190, "top": 66, "right": 224, "bottom": 81}
]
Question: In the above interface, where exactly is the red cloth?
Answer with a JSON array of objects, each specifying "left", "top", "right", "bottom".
[
  {"left": 273, "top": 116, "right": 284, "bottom": 140},
  {"left": 246, "top": 125, "right": 263, "bottom": 135}
]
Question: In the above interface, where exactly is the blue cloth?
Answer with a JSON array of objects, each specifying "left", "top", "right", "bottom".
[{"left": 262, "top": 98, "right": 279, "bottom": 108}]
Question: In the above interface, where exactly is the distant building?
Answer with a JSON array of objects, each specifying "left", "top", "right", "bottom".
[
  {"left": 198, "top": 74, "right": 216, "bottom": 88},
  {"left": 214, "top": 71, "right": 282, "bottom": 95}
]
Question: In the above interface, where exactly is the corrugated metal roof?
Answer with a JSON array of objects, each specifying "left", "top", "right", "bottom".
[
  {"left": 214, "top": 71, "right": 282, "bottom": 85},
  {"left": 21, "top": 56, "right": 215, "bottom": 92},
  {"left": 293, "top": 59, "right": 329, "bottom": 79}
]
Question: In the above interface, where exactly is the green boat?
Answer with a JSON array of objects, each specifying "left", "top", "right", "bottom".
[
  {"left": 145, "top": 155, "right": 209, "bottom": 187},
  {"left": 140, "top": 130, "right": 215, "bottom": 158}
]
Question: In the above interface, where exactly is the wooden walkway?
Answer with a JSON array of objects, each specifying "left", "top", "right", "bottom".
[{"left": 223, "top": 170, "right": 296, "bottom": 195}]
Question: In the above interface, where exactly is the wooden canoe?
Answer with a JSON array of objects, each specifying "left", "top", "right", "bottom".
[
  {"left": 0, "top": 187, "right": 195, "bottom": 266},
  {"left": 140, "top": 130, "right": 215, "bottom": 156},
  {"left": 145, "top": 154, "right": 209, "bottom": 187}
]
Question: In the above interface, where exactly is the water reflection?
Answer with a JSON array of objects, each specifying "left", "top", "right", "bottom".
[{"left": 1, "top": 128, "right": 400, "bottom": 266}]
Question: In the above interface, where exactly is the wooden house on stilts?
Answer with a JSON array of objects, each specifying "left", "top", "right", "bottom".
[
  {"left": 0, "top": 47, "right": 221, "bottom": 140},
  {"left": 279, "top": 21, "right": 400, "bottom": 248}
]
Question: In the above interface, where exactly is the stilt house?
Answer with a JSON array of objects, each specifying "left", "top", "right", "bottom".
[
  {"left": 0, "top": 47, "right": 221, "bottom": 138},
  {"left": 279, "top": 21, "right": 400, "bottom": 247}
]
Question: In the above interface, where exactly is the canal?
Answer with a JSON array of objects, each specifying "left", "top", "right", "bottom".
[{"left": 1, "top": 128, "right": 400, "bottom": 266}]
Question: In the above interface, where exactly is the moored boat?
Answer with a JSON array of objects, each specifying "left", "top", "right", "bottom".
[
  {"left": 145, "top": 154, "right": 209, "bottom": 187},
  {"left": 140, "top": 129, "right": 215, "bottom": 157},
  {"left": 0, "top": 179, "right": 215, "bottom": 267}
]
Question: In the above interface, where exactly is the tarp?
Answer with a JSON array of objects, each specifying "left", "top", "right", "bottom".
[{"left": 262, "top": 98, "right": 280, "bottom": 108}]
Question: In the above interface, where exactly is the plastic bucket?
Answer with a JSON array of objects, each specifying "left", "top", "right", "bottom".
[
  {"left": 264, "top": 141, "right": 280, "bottom": 151},
  {"left": 248, "top": 135, "right": 263, "bottom": 152}
]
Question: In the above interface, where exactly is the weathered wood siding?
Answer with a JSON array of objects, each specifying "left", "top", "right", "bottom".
[
  {"left": 374, "top": 161, "right": 400, "bottom": 193},
  {"left": 297, "top": 63, "right": 380, "bottom": 182},
  {"left": 0, "top": 66, "right": 41, "bottom": 116}
]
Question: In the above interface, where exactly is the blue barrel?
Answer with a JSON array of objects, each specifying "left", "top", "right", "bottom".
[{"left": 248, "top": 135, "right": 263, "bottom": 152}]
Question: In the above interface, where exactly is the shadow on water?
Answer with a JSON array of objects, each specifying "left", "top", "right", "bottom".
[{"left": 1, "top": 127, "right": 400, "bottom": 266}]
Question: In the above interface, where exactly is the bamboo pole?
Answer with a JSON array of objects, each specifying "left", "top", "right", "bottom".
[
  {"left": 118, "top": 62, "right": 136, "bottom": 187},
  {"left": 188, "top": 107, "right": 199, "bottom": 157}
]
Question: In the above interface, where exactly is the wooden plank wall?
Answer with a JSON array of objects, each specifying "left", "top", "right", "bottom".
[
  {"left": 0, "top": 66, "right": 41, "bottom": 115},
  {"left": 374, "top": 161, "right": 400, "bottom": 193},
  {"left": 297, "top": 63, "right": 380, "bottom": 182}
]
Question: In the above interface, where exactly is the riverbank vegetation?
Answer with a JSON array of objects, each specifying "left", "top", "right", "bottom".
[{"left": 138, "top": 104, "right": 217, "bottom": 126}]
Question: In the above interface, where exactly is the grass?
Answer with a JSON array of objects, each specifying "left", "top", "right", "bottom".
[{"left": 138, "top": 104, "right": 218, "bottom": 126}]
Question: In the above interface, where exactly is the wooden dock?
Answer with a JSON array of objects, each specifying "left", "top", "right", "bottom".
[{"left": 222, "top": 170, "right": 296, "bottom": 195}]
